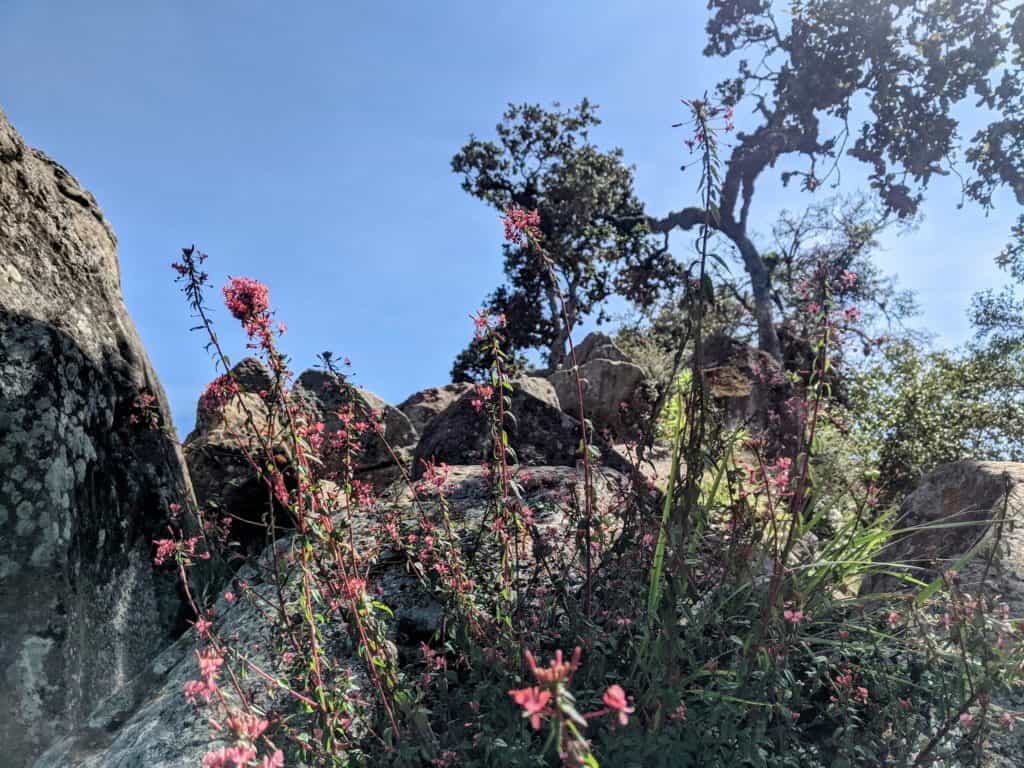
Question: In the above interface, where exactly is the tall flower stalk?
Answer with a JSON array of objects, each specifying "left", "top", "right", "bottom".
[{"left": 502, "top": 209, "right": 598, "bottom": 618}]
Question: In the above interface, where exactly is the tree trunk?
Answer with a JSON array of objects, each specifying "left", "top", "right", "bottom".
[
  {"left": 546, "top": 286, "right": 568, "bottom": 370},
  {"left": 727, "top": 222, "right": 782, "bottom": 360},
  {"left": 648, "top": 206, "right": 783, "bottom": 361}
]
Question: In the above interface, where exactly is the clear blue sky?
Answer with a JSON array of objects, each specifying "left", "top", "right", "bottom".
[{"left": 2, "top": 1, "right": 1017, "bottom": 436}]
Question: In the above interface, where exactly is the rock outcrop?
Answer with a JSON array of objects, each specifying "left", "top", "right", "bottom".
[
  {"left": 0, "top": 107, "right": 193, "bottom": 767},
  {"left": 184, "top": 365, "right": 419, "bottom": 546},
  {"left": 548, "top": 332, "right": 652, "bottom": 439},
  {"left": 703, "top": 334, "right": 799, "bottom": 453},
  {"left": 861, "top": 461, "right": 1024, "bottom": 607},
  {"left": 412, "top": 375, "right": 629, "bottom": 477},
  {"left": 291, "top": 369, "right": 417, "bottom": 472},
  {"left": 398, "top": 382, "right": 473, "bottom": 435},
  {"left": 859, "top": 461, "right": 1024, "bottom": 768},
  {"left": 183, "top": 358, "right": 289, "bottom": 559},
  {"left": 35, "top": 464, "right": 632, "bottom": 767}
]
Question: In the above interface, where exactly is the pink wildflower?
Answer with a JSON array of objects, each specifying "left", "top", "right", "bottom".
[
  {"left": 783, "top": 607, "right": 806, "bottom": 625},
  {"left": 502, "top": 207, "right": 542, "bottom": 245},
  {"left": 202, "top": 746, "right": 257, "bottom": 767},
  {"left": 603, "top": 684, "right": 635, "bottom": 726},
  {"left": 223, "top": 277, "right": 270, "bottom": 330},
  {"left": 153, "top": 538, "right": 177, "bottom": 566},
  {"left": 198, "top": 648, "right": 224, "bottom": 680},
  {"left": 226, "top": 711, "right": 270, "bottom": 741},
  {"left": 184, "top": 678, "right": 215, "bottom": 705},
  {"left": 509, "top": 686, "right": 551, "bottom": 730}
]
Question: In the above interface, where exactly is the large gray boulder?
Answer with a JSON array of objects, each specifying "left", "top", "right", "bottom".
[
  {"left": 398, "top": 382, "right": 473, "bottom": 435},
  {"left": 548, "top": 332, "right": 652, "bottom": 440},
  {"left": 291, "top": 369, "right": 418, "bottom": 472},
  {"left": 0, "top": 107, "right": 193, "bottom": 766},
  {"left": 861, "top": 461, "right": 1024, "bottom": 607},
  {"left": 184, "top": 365, "right": 419, "bottom": 547},
  {"left": 35, "top": 550, "right": 376, "bottom": 768},
  {"left": 183, "top": 358, "right": 290, "bottom": 559},
  {"left": 860, "top": 461, "right": 1024, "bottom": 768},
  {"left": 412, "top": 375, "right": 629, "bottom": 477},
  {"left": 702, "top": 334, "right": 799, "bottom": 454}
]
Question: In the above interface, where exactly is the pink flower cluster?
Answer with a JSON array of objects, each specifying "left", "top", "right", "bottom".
[
  {"left": 223, "top": 277, "right": 270, "bottom": 334},
  {"left": 223, "top": 276, "right": 281, "bottom": 357},
  {"left": 199, "top": 374, "right": 240, "bottom": 415},
  {"left": 508, "top": 646, "right": 634, "bottom": 763},
  {"left": 471, "top": 383, "right": 494, "bottom": 412},
  {"left": 832, "top": 667, "right": 869, "bottom": 706},
  {"left": 471, "top": 309, "right": 506, "bottom": 340},
  {"left": 153, "top": 530, "right": 209, "bottom": 566},
  {"left": 502, "top": 207, "right": 542, "bottom": 245}
]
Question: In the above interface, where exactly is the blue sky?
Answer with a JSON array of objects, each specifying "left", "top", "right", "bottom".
[{"left": 2, "top": 1, "right": 1018, "bottom": 436}]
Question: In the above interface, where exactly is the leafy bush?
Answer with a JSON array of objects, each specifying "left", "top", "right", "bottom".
[{"left": 847, "top": 341, "right": 1024, "bottom": 495}]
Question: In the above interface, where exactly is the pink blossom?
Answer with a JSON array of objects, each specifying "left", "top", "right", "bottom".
[
  {"left": 502, "top": 207, "right": 542, "bottom": 245},
  {"left": 836, "top": 669, "right": 854, "bottom": 689},
  {"left": 202, "top": 746, "right": 257, "bottom": 767},
  {"left": 226, "top": 711, "right": 270, "bottom": 741},
  {"left": 602, "top": 684, "right": 635, "bottom": 726},
  {"left": 960, "top": 712, "right": 975, "bottom": 729},
  {"left": 223, "top": 277, "right": 270, "bottom": 330},
  {"left": 509, "top": 686, "right": 551, "bottom": 730},
  {"left": 198, "top": 648, "right": 224, "bottom": 681},
  {"left": 783, "top": 608, "right": 806, "bottom": 625},
  {"left": 184, "top": 678, "right": 215, "bottom": 705},
  {"left": 153, "top": 538, "right": 177, "bottom": 566}
]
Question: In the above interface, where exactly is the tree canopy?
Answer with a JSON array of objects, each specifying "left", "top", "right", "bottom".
[
  {"left": 650, "top": 0, "right": 1024, "bottom": 360},
  {"left": 450, "top": 100, "right": 668, "bottom": 381}
]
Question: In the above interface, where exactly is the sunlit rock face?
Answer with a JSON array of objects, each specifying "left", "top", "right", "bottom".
[
  {"left": 398, "top": 382, "right": 473, "bottom": 435},
  {"left": 548, "top": 332, "right": 654, "bottom": 440},
  {"left": 861, "top": 461, "right": 1024, "bottom": 607},
  {"left": 0, "top": 106, "right": 193, "bottom": 767}
]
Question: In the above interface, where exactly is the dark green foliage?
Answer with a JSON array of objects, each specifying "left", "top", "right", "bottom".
[
  {"left": 971, "top": 216, "right": 1024, "bottom": 354},
  {"left": 450, "top": 100, "right": 672, "bottom": 379},
  {"left": 848, "top": 340, "right": 1024, "bottom": 494},
  {"left": 652, "top": 0, "right": 1024, "bottom": 359}
]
